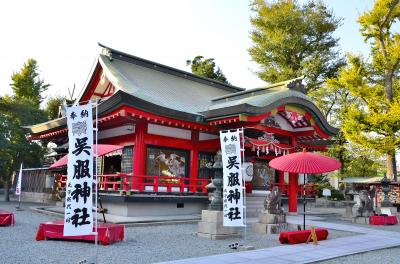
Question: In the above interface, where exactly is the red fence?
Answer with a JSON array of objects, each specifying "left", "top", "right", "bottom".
[
  {"left": 55, "top": 173, "right": 316, "bottom": 196},
  {"left": 55, "top": 173, "right": 209, "bottom": 194}
]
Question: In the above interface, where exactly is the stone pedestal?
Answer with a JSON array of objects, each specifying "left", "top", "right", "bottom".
[
  {"left": 342, "top": 201, "right": 356, "bottom": 218},
  {"left": 252, "top": 210, "right": 288, "bottom": 234},
  {"left": 197, "top": 210, "right": 240, "bottom": 240},
  {"left": 352, "top": 216, "right": 370, "bottom": 224}
]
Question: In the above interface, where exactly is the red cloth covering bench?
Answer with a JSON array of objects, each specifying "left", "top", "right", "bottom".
[
  {"left": 0, "top": 210, "right": 15, "bottom": 226},
  {"left": 370, "top": 215, "right": 398, "bottom": 225},
  {"left": 279, "top": 229, "right": 329, "bottom": 244},
  {"left": 36, "top": 220, "right": 124, "bottom": 245}
]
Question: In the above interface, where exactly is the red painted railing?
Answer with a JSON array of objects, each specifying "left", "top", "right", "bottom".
[
  {"left": 129, "top": 175, "right": 209, "bottom": 193},
  {"left": 270, "top": 183, "right": 317, "bottom": 197},
  {"left": 55, "top": 173, "right": 210, "bottom": 194}
]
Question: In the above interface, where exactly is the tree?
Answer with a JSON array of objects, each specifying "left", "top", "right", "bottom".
[
  {"left": 330, "top": 0, "right": 400, "bottom": 180},
  {"left": 46, "top": 96, "right": 66, "bottom": 119},
  {"left": 0, "top": 96, "right": 47, "bottom": 201},
  {"left": 345, "top": 155, "right": 380, "bottom": 178},
  {"left": 186, "top": 56, "right": 229, "bottom": 84},
  {"left": 11, "top": 58, "right": 50, "bottom": 107},
  {"left": 0, "top": 58, "right": 49, "bottom": 201},
  {"left": 248, "top": 0, "right": 344, "bottom": 93}
]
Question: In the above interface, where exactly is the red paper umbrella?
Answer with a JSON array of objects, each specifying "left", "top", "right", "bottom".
[
  {"left": 49, "top": 144, "right": 123, "bottom": 169},
  {"left": 269, "top": 150, "right": 341, "bottom": 174}
]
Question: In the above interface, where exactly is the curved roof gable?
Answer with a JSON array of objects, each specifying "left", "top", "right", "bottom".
[{"left": 202, "top": 78, "right": 338, "bottom": 136}]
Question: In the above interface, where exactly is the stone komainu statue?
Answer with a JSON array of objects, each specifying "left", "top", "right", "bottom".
[
  {"left": 358, "top": 190, "right": 373, "bottom": 217},
  {"left": 264, "top": 186, "right": 283, "bottom": 214}
]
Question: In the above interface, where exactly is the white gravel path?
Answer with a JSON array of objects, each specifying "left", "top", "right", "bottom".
[{"left": 0, "top": 200, "right": 354, "bottom": 264}]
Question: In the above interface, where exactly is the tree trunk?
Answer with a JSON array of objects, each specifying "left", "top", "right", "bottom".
[
  {"left": 384, "top": 69, "right": 393, "bottom": 102},
  {"left": 4, "top": 179, "right": 10, "bottom": 202},
  {"left": 393, "top": 152, "right": 397, "bottom": 182},
  {"left": 386, "top": 153, "right": 396, "bottom": 180}
]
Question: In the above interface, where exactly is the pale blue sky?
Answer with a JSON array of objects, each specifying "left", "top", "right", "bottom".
[{"left": 0, "top": 0, "right": 374, "bottom": 100}]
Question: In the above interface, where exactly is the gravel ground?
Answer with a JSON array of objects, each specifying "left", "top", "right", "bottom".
[{"left": 0, "top": 200, "right": 354, "bottom": 264}]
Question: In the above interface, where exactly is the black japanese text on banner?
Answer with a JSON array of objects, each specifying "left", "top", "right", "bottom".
[
  {"left": 64, "top": 104, "right": 93, "bottom": 236},
  {"left": 220, "top": 130, "right": 244, "bottom": 227}
]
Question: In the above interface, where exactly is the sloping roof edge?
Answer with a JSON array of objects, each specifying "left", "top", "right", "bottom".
[
  {"left": 98, "top": 43, "right": 245, "bottom": 93},
  {"left": 211, "top": 76, "right": 305, "bottom": 102},
  {"left": 25, "top": 90, "right": 207, "bottom": 135}
]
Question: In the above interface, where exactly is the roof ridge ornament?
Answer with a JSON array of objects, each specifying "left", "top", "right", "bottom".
[
  {"left": 101, "top": 47, "right": 113, "bottom": 61},
  {"left": 286, "top": 76, "right": 305, "bottom": 94}
]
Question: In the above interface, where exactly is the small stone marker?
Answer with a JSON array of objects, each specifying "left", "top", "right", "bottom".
[
  {"left": 322, "top": 188, "right": 331, "bottom": 197},
  {"left": 306, "top": 226, "right": 318, "bottom": 245}
]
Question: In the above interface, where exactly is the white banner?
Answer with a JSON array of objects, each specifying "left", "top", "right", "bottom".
[
  {"left": 15, "top": 163, "right": 23, "bottom": 195},
  {"left": 64, "top": 104, "right": 94, "bottom": 236},
  {"left": 220, "top": 130, "right": 244, "bottom": 227}
]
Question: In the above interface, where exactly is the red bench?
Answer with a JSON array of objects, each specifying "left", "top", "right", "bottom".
[
  {"left": 279, "top": 229, "right": 329, "bottom": 244},
  {"left": 36, "top": 220, "right": 124, "bottom": 245},
  {"left": 0, "top": 210, "right": 14, "bottom": 226},
  {"left": 370, "top": 215, "right": 398, "bottom": 225}
]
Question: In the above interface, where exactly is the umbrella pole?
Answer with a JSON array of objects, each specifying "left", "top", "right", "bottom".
[{"left": 303, "top": 173, "right": 306, "bottom": 230}]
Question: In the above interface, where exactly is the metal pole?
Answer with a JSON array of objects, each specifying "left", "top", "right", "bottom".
[{"left": 303, "top": 173, "right": 306, "bottom": 230}]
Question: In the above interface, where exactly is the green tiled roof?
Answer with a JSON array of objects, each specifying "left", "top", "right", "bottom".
[{"left": 209, "top": 89, "right": 311, "bottom": 110}]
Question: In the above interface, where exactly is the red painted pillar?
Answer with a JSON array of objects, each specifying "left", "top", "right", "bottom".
[
  {"left": 279, "top": 170, "right": 285, "bottom": 193},
  {"left": 133, "top": 121, "right": 147, "bottom": 191},
  {"left": 288, "top": 135, "right": 298, "bottom": 213},
  {"left": 190, "top": 131, "right": 199, "bottom": 192},
  {"left": 288, "top": 173, "right": 299, "bottom": 213}
]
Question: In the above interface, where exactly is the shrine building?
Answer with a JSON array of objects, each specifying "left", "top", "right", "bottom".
[{"left": 26, "top": 44, "right": 338, "bottom": 217}]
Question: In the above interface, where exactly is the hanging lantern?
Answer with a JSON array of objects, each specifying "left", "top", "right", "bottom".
[
  {"left": 252, "top": 145, "right": 255, "bottom": 152},
  {"left": 257, "top": 146, "right": 260, "bottom": 157}
]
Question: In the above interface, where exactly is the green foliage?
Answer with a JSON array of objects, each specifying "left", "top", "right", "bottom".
[
  {"left": 308, "top": 173, "right": 329, "bottom": 185},
  {"left": 248, "top": 0, "right": 344, "bottom": 93},
  {"left": 345, "top": 153, "right": 380, "bottom": 178},
  {"left": 318, "top": 0, "right": 400, "bottom": 179},
  {"left": 186, "top": 56, "right": 229, "bottom": 84},
  {"left": 0, "top": 58, "right": 50, "bottom": 200},
  {"left": 314, "top": 183, "right": 344, "bottom": 200},
  {"left": 314, "top": 182, "right": 331, "bottom": 197},
  {"left": 337, "top": 54, "right": 400, "bottom": 169},
  {"left": 329, "top": 189, "right": 344, "bottom": 201},
  {"left": 11, "top": 58, "right": 50, "bottom": 107},
  {"left": 0, "top": 96, "right": 47, "bottom": 186},
  {"left": 46, "top": 96, "right": 65, "bottom": 119}
]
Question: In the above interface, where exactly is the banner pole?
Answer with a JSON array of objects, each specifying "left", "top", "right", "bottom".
[
  {"left": 240, "top": 128, "right": 247, "bottom": 240},
  {"left": 16, "top": 163, "right": 23, "bottom": 210},
  {"left": 94, "top": 100, "right": 99, "bottom": 264}
]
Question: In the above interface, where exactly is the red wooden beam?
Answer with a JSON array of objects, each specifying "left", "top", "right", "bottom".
[
  {"left": 144, "top": 134, "right": 193, "bottom": 150},
  {"left": 122, "top": 106, "right": 213, "bottom": 132},
  {"left": 208, "top": 116, "right": 239, "bottom": 125},
  {"left": 197, "top": 139, "right": 220, "bottom": 151},
  {"left": 81, "top": 64, "right": 103, "bottom": 102}
]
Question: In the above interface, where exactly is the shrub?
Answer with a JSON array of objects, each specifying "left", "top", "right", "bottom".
[{"left": 328, "top": 189, "right": 345, "bottom": 201}]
